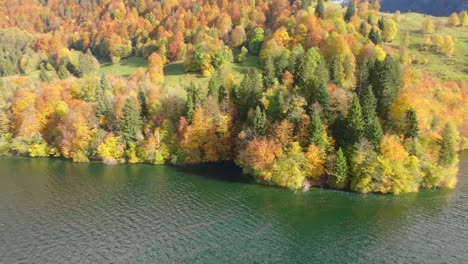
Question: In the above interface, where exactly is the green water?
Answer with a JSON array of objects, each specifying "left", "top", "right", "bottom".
[{"left": 1, "top": 154, "right": 467, "bottom": 263}]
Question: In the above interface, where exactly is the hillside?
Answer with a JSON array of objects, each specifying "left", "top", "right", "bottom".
[
  {"left": 0, "top": 0, "right": 466, "bottom": 194},
  {"left": 381, "top": 0, "right": 468, "bottom": 16}
]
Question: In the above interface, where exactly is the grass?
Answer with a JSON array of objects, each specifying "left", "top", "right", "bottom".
[
  {"left": 100, "top": 54, "right": 259, "bottom": 89},
  {"left": 383, "top": 12, "right": 468, "bottom": 81}
]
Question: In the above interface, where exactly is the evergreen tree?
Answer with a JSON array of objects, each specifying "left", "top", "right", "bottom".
[
  {"left": 330, "top": 57, "right": 344, "bottom": 85},
  {"left": 58, "top": 64, "right": 70, "bottom": 80},
  {"left": 345, "top": 1, "right": 356, "bottom": 22},
  {"left": 346, "top": 95, "right": 365, "bottom": 146},
  {"left": 369, "top": 27, "right": 382, "bottom": 45},
  {"left": 356, "top": 59, "right": 374, "bottom": 99},
  {"left": 369, "top": 55, "right": 401, "bottom": 119},
  {"left": 208, "top": 70, "right": 222, "bottom": 100},
  {"left": 100, "top": 73, "right": 112, "bottom": 91},
  {"left": 138, "top": 89, "right": 148, "bottom": 120},
  {"left": 309, "top": 111, "right": 327, "bottom": 150},
  {"left": 378, "top": 18, "right": 385, "bottom": 31},
  {"left": 119, "top": 98, "right": 143, "bottom": 144},
  {"left": 248, "top": 28, "right": 264, "bottom": 56},
  {"left": 404, "top": 108, "right": 419, "bottom": 139},
  {"left": 262, "top": 52, "right": 277, "bottom": 88},
  {"left": 185, "top": 82, "right": 203, "bottom": 122},
  {"left": 360, "top": 85, "right": 377, "bottom": 123},
  {"left": 439, "top": 123, "right": 457, "bottom": 167},
  {"left": 315, "top": 0, "right": 325, "bottom": 19},
  {"left": 252, "top": 106, "right": 267, "bottom": 136},
  {"left": 366, "top": 116, "right": 383, "bottom": 150},
  {"left": 333, "top": 148, "right": 348, "bottom": 187},
  {"left": 361, "top": 21, "right": 370, "bottom": 36},
  {"left": 297, "top": 49, "right": 329, "bottom": 109},
  {"left": 290, "top": 44, "right": 305, "bottom": 75},
  {"left": 234, "top": 70, "right": 263, "bottom": 120}
]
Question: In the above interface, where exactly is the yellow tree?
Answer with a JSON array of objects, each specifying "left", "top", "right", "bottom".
[{"left": 448, "top": 13, "right": 461, "bottom": 26}]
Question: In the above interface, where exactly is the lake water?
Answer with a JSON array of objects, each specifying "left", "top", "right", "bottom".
[{"left": 1, "top": 153, "right": 467, "bottom": 263}]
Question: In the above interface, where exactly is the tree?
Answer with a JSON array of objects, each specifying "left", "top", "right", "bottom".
[
  {"left": 382, "top": 18, "right": 397, "bottom": 42},
  {"left": 207, "top": 70, "right": 222, "bottom": 100},
  {"left": 404, "top": 108, "right": 419, "bottom": 139},
  {"left": 119, "top": 98, "right": 143, "bottom": 144},
  {"left": 304, "top": 144, "right": 325, "bottom": 183},
  {"left": 369, "top": 55, "right": 402, "bottom": 119},
  {"left": 460, "top": 11, "right": 468, "bottom": 26},
  {"left": 346, "top": 95, "right": 365, "bottom": 146},
  {"left": 309, "top": 111, "right": 328, "bottom": 150},
  {"left": 233, "top": 70, "right": 263, "bottom": 120},
  {"left": 231, "top": 25, "right": 247, "bottom": 48},
  {"left": 448, "top": 12, "right": 461, "bottom": 26},
  {"left": 262, "top": 52, "right": 277, "bottom": 88},
  {"left": 148, "top": 52, "right": 164, "bottom": 83},
  {"left": 345, "top": 1, "right": 356, "bottom": 22},
  {"left": 185, "top": 82, "right": 204, "bottom": 122},
  {"left": 272, "top": 142, "right": 306, "bottom": 190},
  {"left": 422, "top": 19, "right": 436, "bottom": 34},
  {"left": 369, "top": 27, "right": 381, "bottom": 45},
  {"left": 251, "top": 106, "right": 267, "bottom": 136},
  {"left": 438, "top": 123, "right": 457, "bottom": 167},
  {"left": 332, "top": 148, "right": 348, "bottom": 188},
  {"left": 366, "top": 116, "right": 383, "bottom": 150},
  {"left": 138, "top": 89, "right": 148, "bottom": 120},
  {"left": 315, "top": 0, "right": 325, "bottom": 19},
  {"left": 248, "top": 28, "right": 265, "bottom": 56}
]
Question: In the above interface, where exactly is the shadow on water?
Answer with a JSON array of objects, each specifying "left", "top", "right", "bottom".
[{"left": 169, "top": 161, "right": 253, "bottom": 184}]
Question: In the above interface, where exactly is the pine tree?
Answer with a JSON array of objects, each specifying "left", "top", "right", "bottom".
[
  {"left": 345, "top": 1, "right": 356, "bottom": 22},
  {"left": 378, "top": 18, "right": 385, "bottom": 31},
  {"left": 138, "top": 89, "right": 148, "bottom": 120},
  {"left": 315, "top": 0, "right": 325, "bottom": 19},
  {"left": 252, "top": 106, "right": 267, "bottom": 136},
  {"left": 360, "top": 21, "right": 368, "bottom": 37},
  {"left": 234, "top": 70, "right": 263, "bottom": 120},
  {"left": 100, "top": 73, "right": 112, "bottom": 91},
  {"left": 309, "top": 111, "right": 327, "bottom": 149},
  {"left": 369, "top": 55, "right": 401, "bottom": 119},
  {"left": 185, "top": 82, "right": 204, "bottom": 122},
  {"left": 208, "top": 70, "right": 222, "bottom": 100},
  {"left": 330, "top": 57, "right": 344, "bottom": 85},
  {"left": 333, "top": 148, "right": 348, "bottom": 187},
  {"left": 366, "top": 116, "right": 383, "bottom": 150},
  {"left": 119, "top": 98, "right": 143, "bottom": 144},
  {"left": 360, "top": 85, "right": 377, "bottom": 123},
  {"left": 58, "top": 64, "right": 70, "bottom": 80},
  {"left": 346, "top": 95, "right": 365, "bottom": 146},
  {"left": 356, "top": 59, "right": 374, "bottom": 99},
  {"left": 404, "top": 108, "right": 419, "bottom": 139},
  {"left": 439, "top": 123, "right": 456, "bottom": 167},
  {"left": 369, "top": 27, "right": 381, "bottom": 45},
  {"left": 262, "top": 52, "right": 277, "bottom": 88}
]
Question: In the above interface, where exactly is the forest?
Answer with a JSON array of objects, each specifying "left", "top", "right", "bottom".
[{"left": 0, "top": 0, "right": 467, "bottom": 194}]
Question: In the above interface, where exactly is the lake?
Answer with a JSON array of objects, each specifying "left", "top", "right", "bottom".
[{"left": 1, "top": 153, "right": 467, "bottom": 263}]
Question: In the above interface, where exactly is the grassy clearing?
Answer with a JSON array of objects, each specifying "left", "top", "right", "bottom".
[
  {"left": 100, "top": 56, "right": 148, "bottom": 77},
  {"left": 384, "top": 12, "right": 468, "bottom": 81}
]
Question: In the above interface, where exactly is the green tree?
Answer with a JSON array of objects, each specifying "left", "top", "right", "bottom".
[
  {"left": 369, "top": 55, "right": 401, "bottom": 119},
  {"left": 366, "top": 116, "right": 383, "bottom": 150},
  {"left": 252, "top": 106, "right": 267, "bottom": 136},
  {"left": 332, "top": 148, "right": 348, "bottom": 188},
  {"left": 119, "top": 98, "right": 143, "bottom": 144},
  {"left": 404, "top": 108, "right": 419, "bottom": 139},
  {"left": 58, "top": 64, "right": 70, "bottom": 80},
  {"left": 185, "top": 82, "right": 204, "bottom": 122},
  {"left": 262, "top": 52, "right": 277, "bottom": 87},
  {"left": 234, "top": 70, "right": 264, "bottom": 120},
  {"left": 309, "top": 111, "right": 328, "bottom": 150},
  {"left": 138, "top": 89, "right": 148, "bottom": 120},
  {"left": 346, "top": 95, "right": 365, "bottom": 146},
  {"left": 438, "top": 123, "right": 457, "bottom": 167},
  {"left": 100, "top": 73, "right": 112, "bottom": 91},
  {"left": 315, "top": 0, "right": 325, "bottom": 19},
  {"left": 296, "top": 48, "right": 329, "bottom": 109},
  {"left": 248, "top": 28, "right": 265, "bottom": 56},
  {"left": 369, "top": 27, "right": 382, "bottom": 45},
  {"left": 208, "top": 70, "right": 222, "bottom": 100},
  {"left": 345, "top": 1, "right": 356, "bottom": 22}
]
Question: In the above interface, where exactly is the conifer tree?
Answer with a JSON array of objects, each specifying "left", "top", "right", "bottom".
[
  {"left": 346, "top": 95, "right": 365, "bottom": 146},
  {"left": 360, "top": 85, "right": 377, "bottom": 123},
  {"left": 252, "top": 106, "right": 267, "bottom": 136},
  {"left": 404, "top": 108, "right": 419, "bottom": 139},
  {"left": 439, "top": 123, "right": 457, "bottom": 167},
  {"left": 309, "top": 111, "right": 327, "bottom": 150},
  {"left": 208, "top": 70, "right": 222, "bottom": 100},
  {"left": 58, "top": 64, "right": 70, "bottom": 80},
  {"left": 315, "top": 0, "right": 325, "bottom": 19},
  {"left": 345, "top": 1, "right": 356, "bottom": 22},
  {"left": 369, "top": 55, "right": 401, "bottom": 119},
  {"left": 366, "top": 116, "right": 383, "bottom": 150},
  {"left": 138, "top": 89, "right": 148, "bottom": 120},
  {"left": 120, "top": 98, "right": 143, "bottom": 144},
  {"left": 262, "top": 52, "right": 277, "bottom": 88},
  {"left": 333, "top": 148, "right": 348, "bottom": 187},
  {"left": 185, "top": 82, "right": 204, "bottom": 122},
  {"left": 100, "top": 73, "right": 112, "bottom": 91},
  {"left": 234, "top": 70, "right": 263, "bottom": 120},
  {"left": 369, "top": 27, "right": 381, "bottom": 45}
]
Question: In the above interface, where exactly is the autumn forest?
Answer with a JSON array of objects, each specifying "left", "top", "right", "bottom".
[{"left": 0, "top": 0, "right": 467, "bottom": 193}]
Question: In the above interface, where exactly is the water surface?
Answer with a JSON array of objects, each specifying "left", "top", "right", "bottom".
[{"left": 1, "top": 154, "right": 467, "bottom": 263}]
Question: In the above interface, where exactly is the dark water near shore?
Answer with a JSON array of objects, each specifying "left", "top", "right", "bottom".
[{"left": 1, "top": 153, "right": 467, "bottom": 263}]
